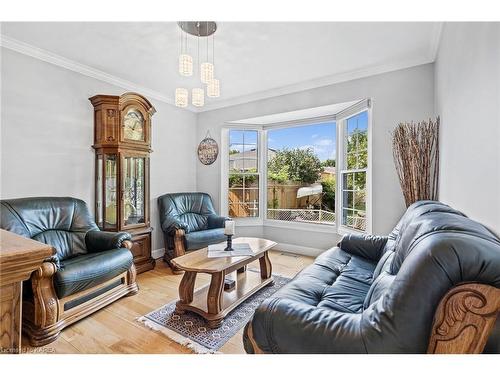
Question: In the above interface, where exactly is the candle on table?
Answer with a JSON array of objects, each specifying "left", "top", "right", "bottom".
[{"left": 224, "top": 220, "right": 235, "bottom": 236}]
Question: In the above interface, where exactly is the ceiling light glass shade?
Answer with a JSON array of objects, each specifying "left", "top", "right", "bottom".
[
  {"left": 192, "top": 88, "right": 205, "bottom": 107},
  {"left": 178, "top": 54, "right": 193, "bottom": 76},
  {"left": 207, "top": 78, "right": 220, "bottom": 98},
  {"left": 175, "top": 88, "right": 188, "bottom": 107},
  {"left": 200, "top": 62, "right": 214, "bottom": 83}
]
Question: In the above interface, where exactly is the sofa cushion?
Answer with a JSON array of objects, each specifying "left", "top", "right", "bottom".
[
  {"left": 184, "top": 228, "right": 226, "bottom": 250},
  {"left": 318, "top": 255, "right": 376, "bottom": 312},
  {"left": 54, "top": 247, "right": 133, "bottom": 298},
  {"left": 273, "top": 247, "right": 376, "bottom": 313}
]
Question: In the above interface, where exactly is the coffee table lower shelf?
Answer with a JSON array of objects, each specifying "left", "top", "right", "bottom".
[{"left": 175, "top": 270, "right": 274, "bottom": 328}]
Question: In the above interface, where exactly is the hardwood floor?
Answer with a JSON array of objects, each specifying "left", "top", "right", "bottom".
[{"left": 21, "top": 250, "right": 314, "bottom": 354}]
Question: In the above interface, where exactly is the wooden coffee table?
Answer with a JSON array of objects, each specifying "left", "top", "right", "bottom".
[{"left": 171, "top": 237, "right": 277, "bottom": 328}]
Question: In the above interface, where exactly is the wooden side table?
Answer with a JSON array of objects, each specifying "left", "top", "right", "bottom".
[
  {"left": 171, "top": 237, "right": 276, "bottom": 328},
  {"left": 0, "top": 229, "right": 54, "bottom": 354}
]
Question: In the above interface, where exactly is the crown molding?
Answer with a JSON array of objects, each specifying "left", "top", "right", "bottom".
[{"left": 0, "top": 35, "right": 179, "bottom": 109}]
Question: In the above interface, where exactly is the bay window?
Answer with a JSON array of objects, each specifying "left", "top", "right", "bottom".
[{"left": 222, "top": 100, "right": 371, "bottom": 233}]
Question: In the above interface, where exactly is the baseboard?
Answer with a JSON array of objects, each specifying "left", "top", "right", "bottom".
[
  {"left": 151, "top": 243, "right": 324, "bottom": 261},
  {"left": 152, "top": 248, "right": 165, "bottom": 260},
  {"left": 273, "top": 243, "right": 325, "bottom": 257}
]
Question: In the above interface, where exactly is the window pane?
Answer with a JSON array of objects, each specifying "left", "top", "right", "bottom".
[
  {"left": 354, "top": 191, "right": 366, "bottom": 211},
  {"left": 343, "top": 172, "right": 354, "bottom": 190},
  {"left": 229, "top": 174, "right": 244, "bottom": 187},
  {"left": 343, "top": 190, "right": 354, "bottom": 209},
  {"left": 266, "top": 121, "right": 336, "bottom": 225},
  {"left": 244, "top": 175, "right": 258, "bottom": 188},
  {"left": 243, "top": 130, "right": 258, "bottom": 145},
  {"left": 229, "top": 130, "right": 244, "bottom": 144},
  {"left": 354, "top": 171, "right": 366, "bottom": 190},
  {"left": 228, "top": 177, "right": 259, "bottom": 218},
  {"left": 346, "top": 152, "right": 357, "bottom": 169}
]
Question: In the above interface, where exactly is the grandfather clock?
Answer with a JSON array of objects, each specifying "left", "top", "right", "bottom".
[{"left": 90, "top": 92, "right": 156, "bottom": 273}]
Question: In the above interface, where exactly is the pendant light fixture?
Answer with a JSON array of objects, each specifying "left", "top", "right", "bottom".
[
  {"left": 175, "top": 21, "right": 219, "bottom": 108},
  {"left": 192, "top": 88, "right": 205, "bottom": 107},
  {"left": 207, "top": 78, "right": 220, "bottom": 98},
  {"left": 192, "top": 24, "right": 205, "bottom": 107},
  {"left": 178, "top": 23, "right": 193, "bottom": 76},
  {"left": 201, "top": 22, "right": 215, "bottom": 84},
  {"left": 207, "top": 31, "right": 220, "bottom": 97},
  {"left": 175, "top": 88, "right": 188, "bottom": 107}
]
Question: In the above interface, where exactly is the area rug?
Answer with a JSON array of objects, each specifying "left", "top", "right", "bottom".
[{"left": 137, "top": 271, "right": 290, "bottom": 353}]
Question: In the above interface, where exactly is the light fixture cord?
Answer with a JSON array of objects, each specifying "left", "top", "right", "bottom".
[
  {"left": 206, "top": 21, "right": 209, "bottom": 62},
  {"left": 197, "top": 22, "right": 200, "bottom": 77}
]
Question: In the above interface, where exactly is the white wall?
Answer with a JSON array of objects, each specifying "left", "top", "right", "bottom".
[
  {"left": 435, "top": 23, "right": 500, "bottom": 233},
  {"left": 196, "top": 64, "right": 435, "bottom": 250},
  {"left": 0, "top": 48, "right": 198, "bottom": 251}
]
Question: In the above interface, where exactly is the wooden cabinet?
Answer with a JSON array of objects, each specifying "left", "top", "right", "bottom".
[
  {"left": 0, "top": 229, "right": 54, "bottom": 353},
  {"left": 90, "top": 92, "right": 156, "bottom": 274}
]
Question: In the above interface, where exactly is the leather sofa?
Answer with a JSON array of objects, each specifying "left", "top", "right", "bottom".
[
  {"left": 0, "top": 197, "right": 138, "bottom": 346},
  {"left": 243, "top": 201, "right": 500, "bottom": 353},
  {"left": 158, "top": 192, "right": 228, "bottom": 273}
]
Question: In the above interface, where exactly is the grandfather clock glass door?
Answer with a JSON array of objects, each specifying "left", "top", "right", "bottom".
[
  {"left": 122, "top": 155, "right": 146, "bottom": 228},
  {"left": 104, "top": 154, "right": 118, "bottom": 230}
]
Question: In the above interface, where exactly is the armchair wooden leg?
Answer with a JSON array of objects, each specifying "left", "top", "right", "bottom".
[
  {"left": 126, "top": 263, "right": 139, "bottom": 296},
  {"left": 428, "top": 283, "right": 500, "bottom": 354},
  {"left": 163, "top": 229, "right": 186, "bottom": 275},
  {"left": 23, "top": 262, "right": 62, "bottom": 346}
]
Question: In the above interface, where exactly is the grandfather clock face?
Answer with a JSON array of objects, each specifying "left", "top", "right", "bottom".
[{"left": 123, "top": 108, "right": 145, "bottom": 141}]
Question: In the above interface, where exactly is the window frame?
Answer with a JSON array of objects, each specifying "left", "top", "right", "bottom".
[
  {"left": 336, "top": 107, "right": 373, "bottom": 234},
  {"left": 221, "top": 100, "right": 372, "bottom": 234}
]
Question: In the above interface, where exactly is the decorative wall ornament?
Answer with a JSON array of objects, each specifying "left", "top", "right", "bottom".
[
  {"left": 392, "top": 117, "right": 440, "bottom": 207},
  {"left": 198, "top": 131, "right": 218, "bottom": 165}
]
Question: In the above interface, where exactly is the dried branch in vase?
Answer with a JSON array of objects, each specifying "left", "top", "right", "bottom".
[{"left": 392, "top": 117, "right": 440, "bottom": 207}]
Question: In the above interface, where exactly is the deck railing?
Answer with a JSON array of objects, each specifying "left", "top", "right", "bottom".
[{"left": 266, "top": 208, "right": 335, "bottom": 225}]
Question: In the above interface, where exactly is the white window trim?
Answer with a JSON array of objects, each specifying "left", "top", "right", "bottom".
[
  {"left": 335, "top": 103, "right": 373, "bottom": 234},
  {"left": 221, "top": 100, "right": 372, "bottom": 235}
]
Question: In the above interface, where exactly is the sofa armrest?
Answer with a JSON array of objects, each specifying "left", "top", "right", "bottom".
[
  {"left": 337, "top": 233, "right": 388, "bottom": 262},
  {"left": 207, "top": 215, "right": 229, "bottom": 229},
  {"left": 85, "top": 230, "right": 132, "bottom": 252},
  {"left": 161, "top": 217, "right": 189, "bottom": 234}
]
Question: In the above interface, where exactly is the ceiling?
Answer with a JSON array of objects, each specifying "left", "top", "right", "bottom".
[{"left": 0, "top": 22, "right": 442, "bottom": 112}]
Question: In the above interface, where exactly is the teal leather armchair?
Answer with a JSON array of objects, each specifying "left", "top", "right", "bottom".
[
  {"left": 0, "top": 197, "right": 138, "bottom": 346},
  {"left": 158, "top": 192, "right": 228, "bottom": 273}
]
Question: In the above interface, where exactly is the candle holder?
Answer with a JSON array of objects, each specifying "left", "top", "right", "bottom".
[{"left": 224, "top": 234, "right": 233, "bottom": 251}]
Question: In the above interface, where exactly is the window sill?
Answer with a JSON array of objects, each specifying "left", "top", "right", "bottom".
[
  {"left": 233, "top": 218, "right": 368, "bottom": 234},
  {"left": 234, "top": 218, "right": 263, "bottom": 227},
  {"left": 263, "top": 219, "right": 337, "bottom": 234}
]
